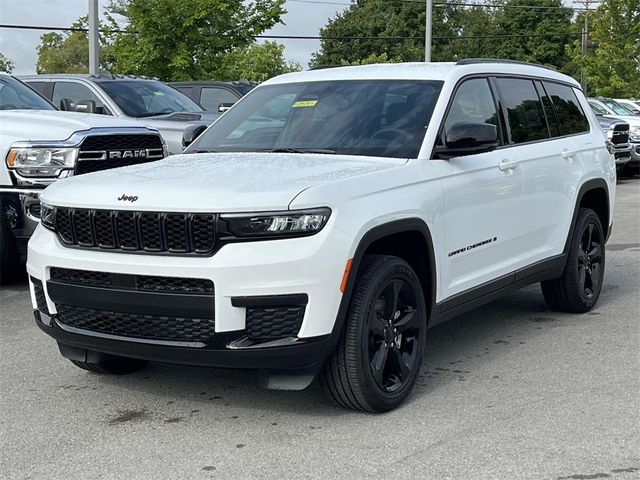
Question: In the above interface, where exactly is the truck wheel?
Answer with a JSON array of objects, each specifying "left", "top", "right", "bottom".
[
  {"left": 541, "top": 208, "right": 605, "bottom": 313},
  {"left": 321, "top": 255, "right": 427, "bottom": 412},
  {"left": 0, "top": 199, "right": 20, "bottom": 285},
  {"left": 69, "top": 357, "right": 149, "bottom": 375}
]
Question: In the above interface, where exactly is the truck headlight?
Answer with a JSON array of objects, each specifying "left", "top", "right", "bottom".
[
  {"left": 222, "top": 208, "right": 331, "bottom": 238},
  {"left": 630, "top": 126, "right": 640, "bottom": 142},
  {"left": 6, "top": 147, "right": 78, "bottom": 177},
  {"left": 40, "top": 203, "right": 55, "bottom": 230}
]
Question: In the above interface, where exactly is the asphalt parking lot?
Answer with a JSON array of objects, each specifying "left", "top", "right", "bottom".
[{"left": 1, "top": 177, "right": 639, "bottom": 480}]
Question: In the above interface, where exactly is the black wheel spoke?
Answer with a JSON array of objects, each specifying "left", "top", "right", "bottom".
[
  {"left": 588, "top": 243, "right": 602, "bottom": 262},
  {"left": 383, "top": 279, "right": 403, "bottom": 319},
  {"left": 587, "top": 223, "right": 594, "bottom": 249},
  {"left": 390, "top": 349, "right": 411, "bottom": 382},
  {"left": 590, "top": 263, "right": 600, "bottom": 291},
  {"left": 395, "top": 308, "right": 418, "bottom": 333},
  {"left": 578, "top": 245, "right": 587, "bottom": 264},
  {"left": 370, "top": 342, "right": 389, "bottom": 386},
  {"left": 371, "top": 313, "right": 387, "bottom": 337},
  {"left": 578, "top": 265, "right": 586, "bottom": 292}
]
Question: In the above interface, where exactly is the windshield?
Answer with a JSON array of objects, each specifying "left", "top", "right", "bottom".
[
  {"left": 98, "top": 80, "right": 204, "bottom": 117},
  {"left": 187, "top": 80, "right": 443, "bottom": 158},
  {"left": 0, "top": 76, "right": 55, "bottom": 111},
  {"left": 602, "top": 99, "right": 635, "bottom": 116}
]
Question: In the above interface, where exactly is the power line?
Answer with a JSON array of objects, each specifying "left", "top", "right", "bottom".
[
  {"left": 286, "top": 0, "right": 587, "bottom": 10},
  {"left": 0, "top": 23, "right": 581, "bottom": 41}
]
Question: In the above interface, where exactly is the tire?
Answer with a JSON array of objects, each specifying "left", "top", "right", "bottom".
[
  {"left": 541, "top": 208, "right": 605, "bottom": 313},
  {"left": 0, "top": 199, "right": 20, "bottom": 285},
  {"left": 321, "top": 255, "right": 427, "bottom": 412},
  {"left": 69, "top": 357, "right": 149, "bottom": 375}
]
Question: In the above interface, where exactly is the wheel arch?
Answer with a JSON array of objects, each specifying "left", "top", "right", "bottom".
[
  {"left": 331, "top": 218, "right": 438, "bottom": 343},
  {"left": 565, "top": 178, "right": 610, "bottom": 253}
]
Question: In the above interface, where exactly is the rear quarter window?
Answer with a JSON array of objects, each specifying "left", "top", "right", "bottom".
[{"left": 543, "top": 82, "right": 589, "bottom": 136}]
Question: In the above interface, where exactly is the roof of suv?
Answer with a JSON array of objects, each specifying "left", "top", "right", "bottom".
[
  {"left": 263, "top": 61, "right": 581, "bottom": 88},
  {"left": 19, "top": 74, "right": 162, "bottom": 83}
]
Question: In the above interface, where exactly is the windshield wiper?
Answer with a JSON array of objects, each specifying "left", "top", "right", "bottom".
[{"left": 259, "top": 148, "right": 336, "bottom": 154}]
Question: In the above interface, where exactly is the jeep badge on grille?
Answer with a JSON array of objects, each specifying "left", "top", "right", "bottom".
[{"left": 118, "top": 194, "right": 139, "bottom": 202}]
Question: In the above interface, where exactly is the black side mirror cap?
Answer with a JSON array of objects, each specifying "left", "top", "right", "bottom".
[
  {"left": 435, "top": 122, "right": 499, "bottom": 158},
  {"left": 182, "top": 125, "right": 208, "bottom": 150},
  {"left": 59, "top": 97, "right": 76, "bottom": 112}
]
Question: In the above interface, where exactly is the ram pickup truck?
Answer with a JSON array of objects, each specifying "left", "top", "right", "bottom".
[
  {"left": 595, "top": 115, "right": 632, "bottom": 175},
  {"left": 0, "top": 74, "right": 166, "bottom": 283},
  {"left": 27, "top": 61, "right": 615, "bottom": 412},
  {"left": 21, "top": 74, "right": 218, "bottom": 154}
]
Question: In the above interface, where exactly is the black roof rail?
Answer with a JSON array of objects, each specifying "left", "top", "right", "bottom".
[
  {"left": 456, "top": 58, "right": 557, "bottom": 72},
  {"left": 308, "top": 64, "right": 346, "bottom": 70}
]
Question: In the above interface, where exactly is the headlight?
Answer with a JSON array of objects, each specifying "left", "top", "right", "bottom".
[
  {"left": 221, "top": 208, "right": 331, "bottom": 238},
  {"left": 40, "top": 203, "right": 55, "bottom": 230},
  {"left": 6, "top": 147, "right": 78, "bottom": 177},
  {"left": 630, "top": 126, "right": 640, "bottom": 142}
]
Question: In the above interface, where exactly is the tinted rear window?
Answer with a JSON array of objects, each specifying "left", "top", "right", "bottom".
[
  {"left": 543, "top": 82, "right": 589, "bottom": 136},
  {"left": 496, "top": 78, "right": 549, "bottom": 144}
]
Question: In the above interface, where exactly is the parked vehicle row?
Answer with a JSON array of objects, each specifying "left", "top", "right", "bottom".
[
  {"left": 0, "top": 74, "right": 167, "bottom": 283},
  {"left": 25, "top": 60, "right": 615, "bottom": 412},
  {"left": 171, "top": 80, "right": 257, "bottom": 113}
]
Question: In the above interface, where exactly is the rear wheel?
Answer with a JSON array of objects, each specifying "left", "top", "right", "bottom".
[
  {"left": 69, "top": 357, "right": 148, "bottom": 375},
  {"left": 541, "top": 208, "right": 605, "bottom": 313},
  {"left": 321, "top": 255, "right": 427, "bottom": 412}
]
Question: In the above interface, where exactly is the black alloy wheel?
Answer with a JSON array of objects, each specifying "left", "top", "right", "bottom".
[
  {"left": 542, "top": 208, "right": 605, "bottom": 313},
  {"left": 368, "top": 279, "right": 421, "bottom": 393}
]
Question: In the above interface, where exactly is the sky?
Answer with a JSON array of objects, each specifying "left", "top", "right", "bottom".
[{"left": 0, "top": 0, "right": 347, "bottom": 75}]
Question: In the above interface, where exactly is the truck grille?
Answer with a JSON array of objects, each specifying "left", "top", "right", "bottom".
[
  {"left": 52, "top": 207, "right": 216, "bottom": 255},
  {"left": 611, "top": 124, "right": 629, "bottom": 145},
  {"left": 55, "top": 305, "right": 216, "bottom": 343},
  {"left": 76, "top": 134, "right": 164, "bottom": 175}
]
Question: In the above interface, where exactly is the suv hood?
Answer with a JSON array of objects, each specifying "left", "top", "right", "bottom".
[
  {"left": 41, "top": 152, "right": 407, "bottom": 212},
  {"left": 0, "top": 110, "right": 140, "bottom": 142}
]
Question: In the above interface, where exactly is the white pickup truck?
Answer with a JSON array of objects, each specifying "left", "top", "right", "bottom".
[{"left": 0, "top": 74, "right": 167, "bottom": 283}]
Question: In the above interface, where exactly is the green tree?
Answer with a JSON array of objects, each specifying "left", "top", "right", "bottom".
[
  {"left": 109, "top": 0, "right": 286, "bottom": 81},
  {"left": 568, "top": 0, "right": 640, "bottom": 97},
  {"left": 218, "top": 41, "right": 301, "bottom": 82},
  {"left": 0, "top": 52, "right": 14, "bottom": 73},
  {"left": 36, "top": 17, "right": 116, "bottom": 74}
]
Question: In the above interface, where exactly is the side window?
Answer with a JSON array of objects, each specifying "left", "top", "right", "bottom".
[
  {"left": 200, "top": 87, "right": 240, "bottom": 111},
  {"left": 496, "top": 78, "right": 549, "bottom": 144},
  {"left": 52, "top": 82, "right": 110, "bottom": 115},
  {"left": 535, "top": 81, "right": 559, "bottom": 137},
  {"left": 26, "top": 82, "right": 50, "bottom": 99},
  {"left": 543, "top": 82, "right": 589, "bottom": 136},
  {"left": 589, "top": 101, "right": 607, "bottom": 116},
  {"left": 443, "top": 78, "right": 501, "bottom": 144},
  {"left": 174, "top": 86, "right": 193, "bottom": 98}
]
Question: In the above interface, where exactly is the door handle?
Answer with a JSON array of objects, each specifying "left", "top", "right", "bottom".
[
  {"left": 561, "top": 149, "right": 576, "bottom": 160},
  {"left": 498, "top": 159, "right": 518, "bottom": 172}
]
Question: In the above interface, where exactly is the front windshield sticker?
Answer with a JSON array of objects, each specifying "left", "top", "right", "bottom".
[
  {"left": 292, "top": 99, "right": 318, "bottom": 108},
  {"left": 153, "top": 91, "right": 165, "bottom": 96}
]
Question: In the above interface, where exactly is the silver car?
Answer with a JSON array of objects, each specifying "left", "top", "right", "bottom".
[{"left": 21, "top": 74, "right": 219, "bottom": 154}]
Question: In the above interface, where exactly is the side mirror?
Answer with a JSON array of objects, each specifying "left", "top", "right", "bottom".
[
  {"left": 182, "top": 125, "right": 208, "bottom": 150},
  {"left": 218, "top": 102, "right": 234, "bottom": 113},
  {"left": 59, "top": 97, "right": 76, "bottom": 111},
  {"left": 436, "top": 122, "right": 499, "bottom": 158},
  {"left": 76, "top": 100, "right": 96, "bottom": 114}
]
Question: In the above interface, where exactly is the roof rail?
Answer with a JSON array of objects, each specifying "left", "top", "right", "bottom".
[
  {"left": 308, "top": 64, "right": 346, "bottom": 71},
  {"left": 456, "top": 58, "right": 557, "bottom": 72}
]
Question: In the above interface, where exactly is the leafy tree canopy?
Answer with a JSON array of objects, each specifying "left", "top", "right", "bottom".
[
  {"left": 217, "top": 41, "right": 301, "bottom": 82},
  {"left": 0, "top": 52, "right": 14, "bottom": 73}
]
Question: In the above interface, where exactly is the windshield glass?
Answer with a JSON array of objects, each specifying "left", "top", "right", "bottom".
[
  {"left": 187, "top": 80, "right": 443, "bottom": 158},
  {"left": 602, "top": 99, "right": 634, "bottom": 116},
  {"left": 0, "top": 76, "right": 55, "bottom": 111},
  {"left": 98, "top": 80, "right": 204, "bottom": 117}
]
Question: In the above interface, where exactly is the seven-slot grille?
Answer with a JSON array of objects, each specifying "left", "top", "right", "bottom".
[
  {"left": 53, "top": 207, "right": 216, "bottom": 255},
  {"left": 611, "top": 124, "right": 629, "bottom": 145},
  {"left": 76, "top": 134, "right": 164, "bottom": 175}
]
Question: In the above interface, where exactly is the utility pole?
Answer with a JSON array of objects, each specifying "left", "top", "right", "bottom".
[
  {"left": 425, "top": 0, "right": 433, "bottom": 62},
  {"left": 574, "top": 0, "right": 601, "bottom": 92},
  {"left": 88, "top": 0, "right": 99, "bottom": 75}
]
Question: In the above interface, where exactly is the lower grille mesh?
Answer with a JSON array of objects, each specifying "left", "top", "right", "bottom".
[
  {"left": 55, "top": 305, "right": 215, "bottom": 343},
  {"left": 31, "top": 278, "right": 49, "bottom": 314},
  {"left": 246, "top": 306, "right": 304, "bottom": 341}
]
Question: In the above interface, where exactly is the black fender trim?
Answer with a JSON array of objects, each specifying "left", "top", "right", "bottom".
[
  {"left": 564, "top": 178, "right": 610, "bottom": 252},
  {"left": 330, "top": 218, "right": 438, "bottom": 344}
]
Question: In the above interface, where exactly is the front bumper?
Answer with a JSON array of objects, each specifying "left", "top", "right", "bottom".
[
  {"left": 27, "top": 223, "right": 353, "bottom": 370},
  {"left": 629, "top": 141, "right": 640, "bottom": 166}
]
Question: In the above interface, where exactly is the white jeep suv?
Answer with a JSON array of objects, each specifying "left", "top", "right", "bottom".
[{"left": 27, "top": 60, "right": 615, "bottom": 412}]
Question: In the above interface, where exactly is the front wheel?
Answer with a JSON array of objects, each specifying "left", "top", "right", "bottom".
[
  {"left": 541, "top": 208, "right": 605, "bottom": 313},
  {"left": 321, "top": 255, "right": 427, "bottom": 412}
]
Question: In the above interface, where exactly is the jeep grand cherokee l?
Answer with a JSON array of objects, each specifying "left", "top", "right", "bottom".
[{"left": 27, "top": 60, "right": 615, "bottom": 412}]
